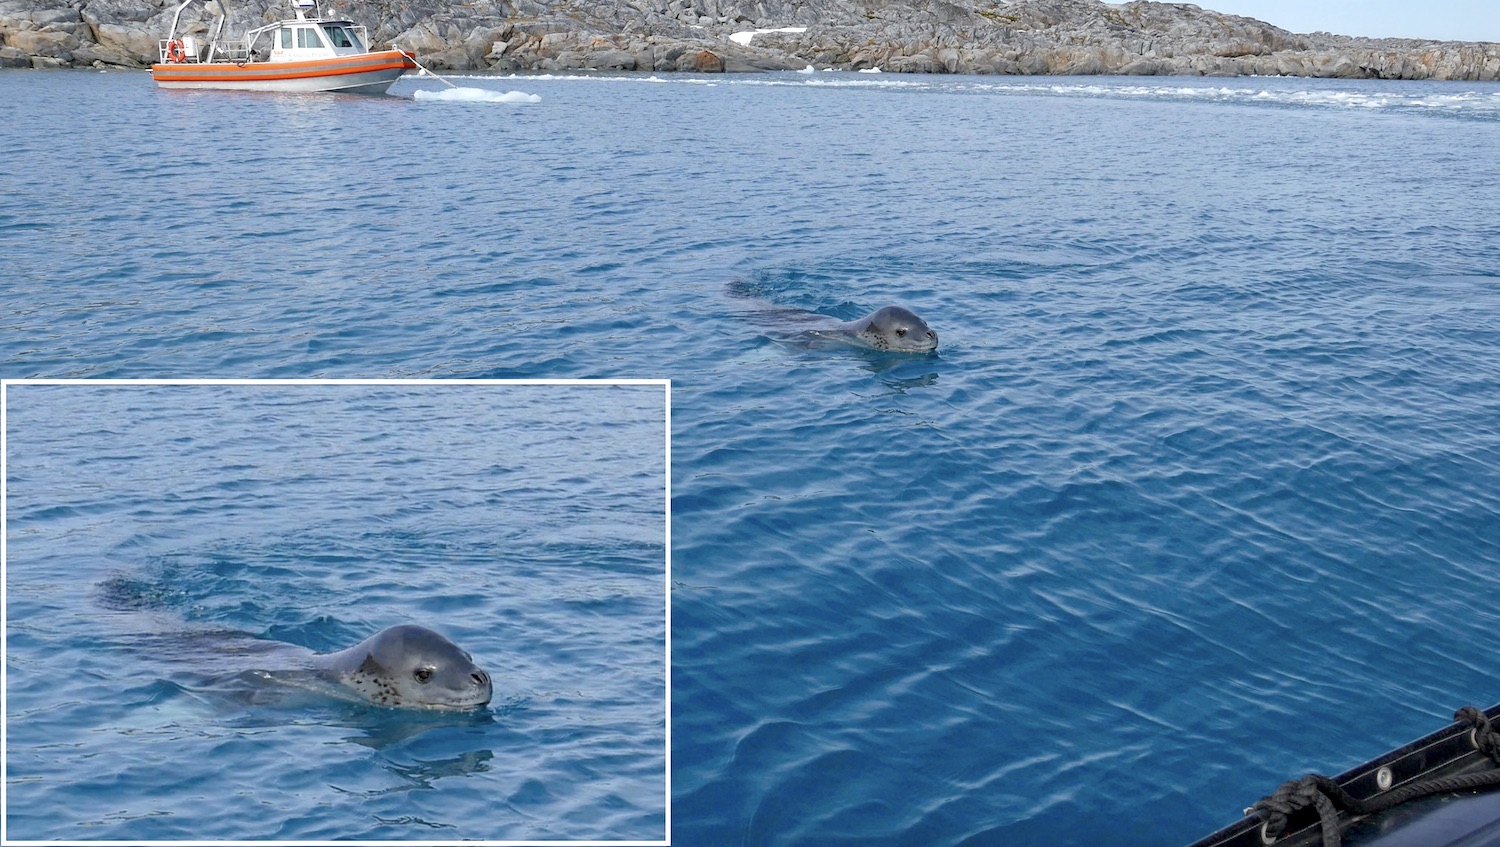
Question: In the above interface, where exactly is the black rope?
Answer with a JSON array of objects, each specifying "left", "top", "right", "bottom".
[
  {"left": 1251, "top": 776, "right": 1343, "bottom": 846},
  {"left": 1459, "top": 706, "right": 1500, "bottom": 763},
  {"left": 1251, "top": 707, "right": 1500, "bottom": 846}
]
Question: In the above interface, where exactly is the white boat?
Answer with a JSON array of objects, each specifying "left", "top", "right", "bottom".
[{"left": 151, "top": 0, "right": 415, "bottom": 95}]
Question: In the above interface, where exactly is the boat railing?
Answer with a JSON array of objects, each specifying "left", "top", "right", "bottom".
[
  {"left": 157, "top": 35, "right": 252, "bottom": 63},
  {"left": 208, "top": 37, "right": 251, "bottom": 62}
]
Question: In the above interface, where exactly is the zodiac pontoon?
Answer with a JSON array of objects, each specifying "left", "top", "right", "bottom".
[{"left": 1188, "top": 702, "right": 1500, "bottom": 846}]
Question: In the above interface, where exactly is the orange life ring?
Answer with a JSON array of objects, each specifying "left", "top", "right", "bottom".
[{"left": 166, "top": 39, "right": 186, "bottom": 63}]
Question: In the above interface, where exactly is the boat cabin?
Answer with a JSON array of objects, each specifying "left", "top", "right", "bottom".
[
  {"left": 268, "top": 19, "right": 369, "bottom": 61},
  {"left": 157, "top": 0, "right": 372, "bottom": 64}
]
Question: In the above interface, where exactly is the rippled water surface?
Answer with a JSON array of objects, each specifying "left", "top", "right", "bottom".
[
  {"left": 4, "top": 68, "right": 1500, "bottom": 845},
  {"left": 5, "top": 382, "right": 667, "bottom": 841}
]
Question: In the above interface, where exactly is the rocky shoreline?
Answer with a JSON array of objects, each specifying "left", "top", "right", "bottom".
[{"left": 3, "top": 0, "right": 1498, "bottom": 79}]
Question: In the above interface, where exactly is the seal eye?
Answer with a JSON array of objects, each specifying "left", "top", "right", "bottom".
[
  {"left": 414, "top": 667, "right": 433, "bottom": 683},
  {"left": 896, "top": 328, "right": 907, "bottom": 336}
]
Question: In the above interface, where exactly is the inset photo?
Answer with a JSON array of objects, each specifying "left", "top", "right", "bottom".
[{"left": 3, "top": 379, "right": 668, "bottom": 845}]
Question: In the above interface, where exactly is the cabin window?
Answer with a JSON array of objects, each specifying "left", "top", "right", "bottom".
[
  {"left": 322, "top": 25, "right": 355, "bottom": 49},
  {"left": 279, "top": 28, "right": 292, "bottom": 49},
  {"left": 296, "top": 27, "right": 324, "bottom": 49}
]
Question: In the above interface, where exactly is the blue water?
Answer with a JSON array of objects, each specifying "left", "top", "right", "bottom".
[
  {"left": 4, "top": 68, "right": 1500, "bottom": 845},
  {"left": 4, "top": 383, "right": 667, "bottom": 841}
]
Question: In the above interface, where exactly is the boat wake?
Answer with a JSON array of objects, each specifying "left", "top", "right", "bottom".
[{"left": 412, "top": 87, "right": 541, "bottom": 104}]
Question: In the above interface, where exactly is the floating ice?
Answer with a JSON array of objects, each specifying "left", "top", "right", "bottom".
[{"left": 413, "top": 87, "right": 541, "bottom": 103}]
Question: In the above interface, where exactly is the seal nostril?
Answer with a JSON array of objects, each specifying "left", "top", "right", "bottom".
[{"left": 472, "top": 671, "right": 488, "bottom": 685}]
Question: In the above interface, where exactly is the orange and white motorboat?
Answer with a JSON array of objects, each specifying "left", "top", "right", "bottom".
[{"left": 151, "top": 0, "right": 416, "bottom": 95}]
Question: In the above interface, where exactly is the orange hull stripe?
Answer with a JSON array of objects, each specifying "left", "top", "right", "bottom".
[{"left": 152, "top": 51, "right": 413, "bottom": 82}]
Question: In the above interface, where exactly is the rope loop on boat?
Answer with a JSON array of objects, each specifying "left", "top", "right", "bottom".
[
  {"left": 1251, "top": 706, "right": 1500, "bottom": 847},
  {"left": 1251, "top": 775, "right": 1344, "bottom": 846},
  {"left": 1458, "top": 705, "right": 1500, "bottom": 763}
]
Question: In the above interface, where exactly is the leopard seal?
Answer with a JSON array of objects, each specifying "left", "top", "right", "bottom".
[
  {"left": 93, "top": 574, "right": 493, "bottom": 712},
  {"left": 724, "top": 278, "right": 938, "bottom": 354},
  {"left": 825, "top": 306, "right": 938, "bottom": 353},
  {"left": 309, "top": 624, "right": 492, "bottom": 711}
]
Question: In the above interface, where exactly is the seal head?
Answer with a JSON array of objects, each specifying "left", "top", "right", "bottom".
[
  {"left": 837, "top": 306, "right": 938, "bottom": 353},
  {"left": 314, "top": 624, "right": 492, "bottom": 711}
]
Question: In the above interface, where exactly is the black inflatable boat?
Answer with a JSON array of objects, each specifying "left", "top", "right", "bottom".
[{"left": 1188, "top": 703, "right": 1500, "bottom": 847}]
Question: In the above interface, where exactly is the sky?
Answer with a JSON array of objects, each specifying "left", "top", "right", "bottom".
[{"left": 1201, "top": 0, "right": 1500, "bottom": 42}]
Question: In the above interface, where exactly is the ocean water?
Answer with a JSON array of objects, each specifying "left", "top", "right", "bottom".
[
  {"left": 4, "top": 382, "right": 667, "bottom": 842},
  {"left": 4, "top": 68, "right": 1500, "bottom": 845}
]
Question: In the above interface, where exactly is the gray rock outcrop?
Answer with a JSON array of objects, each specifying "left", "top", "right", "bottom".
[{"left": 2, "top": 0, "right": 1497, "bottom": 79}]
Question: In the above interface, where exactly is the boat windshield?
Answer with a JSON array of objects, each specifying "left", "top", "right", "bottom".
[{"left": 321, "top": 24, "right": 364, "bottom": 50}]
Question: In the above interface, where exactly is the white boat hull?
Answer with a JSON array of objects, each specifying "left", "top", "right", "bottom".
[{"left": 152, "top": 49, "right": 415, "bottom": 95}]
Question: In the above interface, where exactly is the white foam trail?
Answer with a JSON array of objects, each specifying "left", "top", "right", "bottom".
[
  {"left": 949, "top": 79, "right": 1500, "bottom": 117},
  {"left": 401, "top": 72, "right": 1500, "bottom": 119},
  {"left": 412, "top": 87, "right": 541, "bottom": 103}
]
